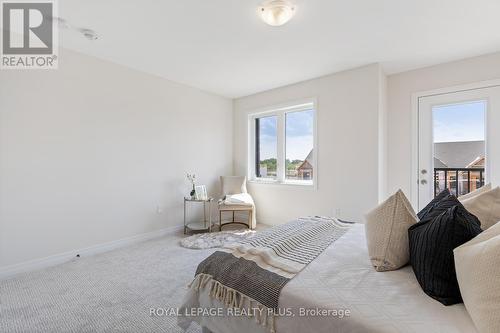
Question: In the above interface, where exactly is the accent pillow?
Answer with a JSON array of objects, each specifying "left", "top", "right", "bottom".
[
  {"left": 461, "top": 186, "right": 500, "bottom": 230},
  {"left": 417, "top": 188, "right": 450, "bottom": 221},
  {"left": 454, "top": 221, "right": 500, "bottom": 333},
  {"left": 220, "top": 176, "right": 247, "bottom": 195},
  {"left": 365, "top": 190, "right": 418, "bottom": 272},
  {"left": 408, "top": 196, "right": 482, "bottom": 305},
  {"left": 458, "top": 183, "right": 492, "bottom": 201}
]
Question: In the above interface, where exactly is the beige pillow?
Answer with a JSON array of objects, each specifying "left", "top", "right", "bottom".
[
  {"left": 454, "top": 221, "right": 500, "bottom": 333},
  {"left": 461, "top": 186, "right": 500, "bottom": 230},
  {"left": 221, "top": 176, "right": 247, "bottom": 195},
  {"left": 459, "top": 183, "right": 492, "bottom": 201},
  {"left": 365, "top": 190, "right": 418, "bottom": 272}
]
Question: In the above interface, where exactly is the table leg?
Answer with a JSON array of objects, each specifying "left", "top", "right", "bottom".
[
  {"left": 183, "top": 199, "right": 186, "bottom": 235},
  {"left": 208, "top": 202, "right": 212, "bottom": 233},
  {"left": 203, "top": 201, "right": 207, "bottom": 229},
  {"left": 249, "top": 210, "right": 252, "bottom": 230}
]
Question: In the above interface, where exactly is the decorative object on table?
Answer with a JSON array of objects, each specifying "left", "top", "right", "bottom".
[
  {"left": 184, "top": 197, "right": 214, "bottom": 234},
  {"left": 180, "top": 229, "right": 256, "bottom": 249},
  {"left": 218, "top": 176, "right": 256, "bottom": 230},
  {"left": 194, "top": 185, "right": 208, "bottom": 201},
  {"left": 186, "top": 173, "right": 196, "bottom": 199}
]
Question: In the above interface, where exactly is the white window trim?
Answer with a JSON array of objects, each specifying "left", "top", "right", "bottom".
[{"left": 247, "top": 98, "right": 318, "bottom": 188}]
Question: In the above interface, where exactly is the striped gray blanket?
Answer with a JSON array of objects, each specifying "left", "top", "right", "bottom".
[{"left": 188, "top": 217, "right": 352, "bottom": 333}]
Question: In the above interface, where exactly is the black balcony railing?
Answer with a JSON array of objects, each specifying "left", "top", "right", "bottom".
[{"left": 434, "top": 168, "right": 485, "bottom": 197}]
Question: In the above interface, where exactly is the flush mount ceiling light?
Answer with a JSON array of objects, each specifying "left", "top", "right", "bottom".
[{"left": 259, "top": 0, "right": 296, "bottom": 27}]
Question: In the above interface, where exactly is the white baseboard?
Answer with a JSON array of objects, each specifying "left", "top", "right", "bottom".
[{"left": 0, "top": 225, "right": 183, "bottom": 280}]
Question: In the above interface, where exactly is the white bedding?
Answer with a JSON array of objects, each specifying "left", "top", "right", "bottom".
[{"left": 179, "top": 223, "right": 477, "bottom": 333}]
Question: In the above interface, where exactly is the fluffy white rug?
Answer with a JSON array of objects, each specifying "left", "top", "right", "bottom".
[{"left": 180, "top": 229, "right": 256, "bottom": 249}]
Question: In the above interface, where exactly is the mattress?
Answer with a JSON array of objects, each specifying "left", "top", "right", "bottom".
[{"left": 179, "top": 223, "right": 477, "bottom": 333}]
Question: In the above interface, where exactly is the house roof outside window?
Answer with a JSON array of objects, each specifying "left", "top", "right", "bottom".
[{"left": 434, "top": 140, "right": 485, "bottom": 168}]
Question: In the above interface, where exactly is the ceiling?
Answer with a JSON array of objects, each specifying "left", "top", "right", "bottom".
[{"left": 59, "top": 0, "right": 500, "bottom": 98}]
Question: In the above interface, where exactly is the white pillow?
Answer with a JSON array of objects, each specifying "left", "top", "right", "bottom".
[
  {"left": 365, "top": 189, "right": 418, "bottom": 271},
  {"left": 461, "top": 186, "right": 500, "bottom": 230},
  {"left": 454, "top": 221, "right": 500, "bottom": 333},
  {"left": 459, "top": 183, "right": 491, "bottom": 201},
  {"left": 220, "top": 176, "right": 247, "bottom": 195}
]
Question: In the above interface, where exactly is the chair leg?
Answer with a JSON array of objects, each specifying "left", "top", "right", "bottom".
[
  {"left": 232, "top": 211, "right": 235, "bottom": 222},
  {"left": 248, "top": 210, "right": 253, "bottom": 230},
  {"left": 219, "top": 210, "right": 222, "bottom": 230}
]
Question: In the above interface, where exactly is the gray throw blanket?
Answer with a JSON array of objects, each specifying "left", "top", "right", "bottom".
[{"left": 188, "top": 217, "right": 352, "bottom": 332}]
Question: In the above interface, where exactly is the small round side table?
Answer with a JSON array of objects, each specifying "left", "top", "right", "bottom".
[{"left": 183, "top": 197, "right": 214, "bottom": 234}]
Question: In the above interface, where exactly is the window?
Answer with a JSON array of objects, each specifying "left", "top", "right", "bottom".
[
  {"left": 255, "top": 115, "right": 278, "bottom": 179},
  {"left": 432, "top": 100, "right": 486, "bottom": 197},
  {"left": 250, "top": 101, "right": 316, "bottom": 185}
]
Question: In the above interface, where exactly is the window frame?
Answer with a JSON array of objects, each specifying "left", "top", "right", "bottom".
[{"left": 248, "top": 98, "right": 317, "bottom": 187}]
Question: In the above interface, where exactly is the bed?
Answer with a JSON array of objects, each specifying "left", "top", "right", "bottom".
[{"left": 179, "top": 223, "right": 476, "bottom": 333}]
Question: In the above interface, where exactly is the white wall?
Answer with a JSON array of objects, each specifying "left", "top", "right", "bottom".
[
  {"left": 0, "top": 49, "right": 233, "bottom": 269},
  {"left": 233, "top": 64, "right": 385, "bottom": 225},
  {"left": 7, "top": 46, "right": 499, "bottom": 272},
  {"left": 387, "top": 52, "right": 500, "bottom": 198},
  {"left": 378, "top": 68, "right": 388, "bottom": 202}
]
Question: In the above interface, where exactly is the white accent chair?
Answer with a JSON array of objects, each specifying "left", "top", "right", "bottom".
[{"left": 218, "top": 176, "right": 256, "bottom": 230}]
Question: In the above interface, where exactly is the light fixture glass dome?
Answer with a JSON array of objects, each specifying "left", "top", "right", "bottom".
[{"left": 259, "top": 0, "right": 296, "bottom": 27}]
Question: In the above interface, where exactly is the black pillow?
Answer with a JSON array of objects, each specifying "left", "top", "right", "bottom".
[
  {"left": 417, "top": 189, "right": 450, "bottom": 220},
  {"left": 409, "top": 196, "right": 482, "bottom": 305}
]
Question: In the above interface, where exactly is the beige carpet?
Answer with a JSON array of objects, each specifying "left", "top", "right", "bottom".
[{"left": 1, "top": 229, "right": 221, "bottom": 333}]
